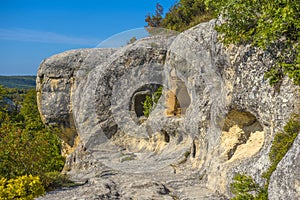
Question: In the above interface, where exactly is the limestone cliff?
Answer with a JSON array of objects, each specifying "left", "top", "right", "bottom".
[{"left": 36, "top": 20, "right": 299, "bottom": 199}]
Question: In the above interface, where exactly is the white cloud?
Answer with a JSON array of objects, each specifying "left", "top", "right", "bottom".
[{"left": 0, "top": 28, "right": 100, "bottom": 45}]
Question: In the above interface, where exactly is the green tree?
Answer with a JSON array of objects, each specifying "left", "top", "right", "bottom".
[
  {"left": 162, "top": 0, "right": 213, "bottom": 32},
  {"left": 20, "top": 89, "right": 44, "bottom": 131},
  {"left": 145, "top": 3, "right": 164, "bottom": 34},
  {"left": 0, "top": 89, "right": 65, "bottom": 184},
  {"left": 145, "top": 0, "right": 213, "bottom": 33}
]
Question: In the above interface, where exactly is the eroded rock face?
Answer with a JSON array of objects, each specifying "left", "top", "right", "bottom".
[
  {"left": 37, "top": 20, "right": 299, "bottom": 199},
  {"left": 37, "top": 48, "right": 116, "bottom": 146}
]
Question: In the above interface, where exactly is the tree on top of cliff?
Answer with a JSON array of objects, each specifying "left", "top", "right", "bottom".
[
  {"left": 145, "top": 3, "right": 164, "bottom": 34},
  {"left": 145, "top": 0, "right": 213, "bottom": 33}
]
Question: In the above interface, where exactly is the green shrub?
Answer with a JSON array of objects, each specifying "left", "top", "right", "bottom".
[
  {"left": 143, "top": 95, "right": 153, "bottom": 117},
  {"left": 162, "top": 0, "right": 213, "bottom": 32},
  {"left": 0, "top": 89, "right": 66, "bottom": 198},
  {"left": 41, "top": 171, "right": 75, "bottom": 192},
  {"left": 263, "top": 115, "right": 300, "bottom": 181},
  {"left": 145, "top": 0, "right": 213, "bottom": 33},
  {"left": 142, "top": 86, "right": 163, "bottom": 117},
  {"left": 0, "top": 175, "right": 45, "bottom": 200},
  {"left": 0, "top": 122, "right": 65, "bottom": 180},
  {"left": 230, "top": 174, "right": 258, "bottom": 200}
]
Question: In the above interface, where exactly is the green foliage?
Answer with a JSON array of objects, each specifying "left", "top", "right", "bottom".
[
  {"left": 0, "top": 88, "right": 66, "bottom": 198},
  {"left": 263, "top": 115, "right": 300, "bottom": 181},
  {"left": 162, "top": 0, "right": 213, "bottom": 32},
  {"left": 143, "top": 95, "right": 153, "bottom": 118},
  {"left": 41, "top": 172, "right": 76, "bottom": 192},
  {"left": 0, "top": 123, "right": 65, "bottom": 179},
  {"left": 142, "top": 86, "right": 163, "bottom": 117},
  {"left": 145, "top": 0, "right": 213, "bottom": 33},
  {"left": 0, "top": 175, "right": 45, "bottom": 200},
  {"left": 153, "top": 86, "right": 163, "bottom": 104},
  {"left": 230, "top": 115, "right": 300, "bottom": 199},
  {"left": 0, "top": 76, "right": 36, "bottom": 89},
  {"left": 205, "top": 0, "right": 300, "bottom": 86},
  {"left": 0, "top": 90, "right": 65, "bottom": 180},
  {"left": 230, "top": 174, "right": 262, "bottom": 200}
]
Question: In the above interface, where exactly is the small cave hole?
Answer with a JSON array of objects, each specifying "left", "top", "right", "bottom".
[
  {"left": 192, "top": 140, "right": 196, "bottom": 158},
  {"left": 191, "top": 138, "right": 200, "bottom": 158},
  {"left": 129, "top": 84, "right": 163, "bottom": 124},
  {"left": 162, "top": 130, "right": 170, "bottom": 143}
]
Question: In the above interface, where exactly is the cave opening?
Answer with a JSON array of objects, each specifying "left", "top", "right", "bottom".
[
  {"left": 134, "top": 92, "right": 151, "bottom": 118},
  {"left": 129, "top": 84, "right": 163, "bottom": 123}
]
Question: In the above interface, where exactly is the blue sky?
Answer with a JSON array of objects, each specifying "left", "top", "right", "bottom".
[{"left": 0, "top": 0, "right": 175, "bottom": 75}]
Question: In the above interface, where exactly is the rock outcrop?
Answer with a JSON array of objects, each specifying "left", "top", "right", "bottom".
[{"left": 37, "top": 19, "right": 300, "bottom": 199}]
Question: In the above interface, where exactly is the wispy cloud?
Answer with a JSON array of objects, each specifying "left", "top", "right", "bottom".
[{"left": 0, "top": 28, "right": 100, "bottom": 46}]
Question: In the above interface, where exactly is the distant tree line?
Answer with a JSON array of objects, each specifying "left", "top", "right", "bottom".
[{"left": 0, "top": 76, "right": 36, "bottom": 89}]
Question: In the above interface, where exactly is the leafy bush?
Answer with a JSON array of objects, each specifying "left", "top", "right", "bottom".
[
  {"left": 0, "top": 123, "right": 65, "bottom": 179},
  {"left": 145, "top": 0, "right": 213, "bottom": 32},
  {"left": 230, "top": 174, "right": 267, "bottom": 200},
  {"left": 142, "top": 86, "right": 163, "bottom": 117},
  {"left": 0, "top": 175, "right": 45, "bottom": 200},
  {"left": 0, "top": 90, "right": 65, "bottom": 180},
  {"left": 41, "top": 172, "right": 75, "bottom": 192},
  {"left": 0, "top": 88, "right": 67, "bottom": 198},
  {"left": 162, "top": 0, "right": 213, "bottom": 32},
  {"left": 143, "top": 95, "right": 153, "bottom": 117}
]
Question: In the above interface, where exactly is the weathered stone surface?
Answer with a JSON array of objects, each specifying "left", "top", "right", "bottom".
[
  {"left": 268, "top": 134, "right": 300, "bottom": 200},
  {"left": 37, "top": 48, "right": 116, "bottom": 146},
  {"left": 36, "top": 19, "right": 299, "bottom": 199}
]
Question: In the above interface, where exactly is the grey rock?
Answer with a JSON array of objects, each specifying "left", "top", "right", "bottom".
[
  {"left": 36, "top": 20, "right": 299, "bottom": 199},
  {"left": 36, "top": 48, "right": 116, "bottom": 146},
  {"left": 268, "top": 134, "right": 300, "bottom": 200}
]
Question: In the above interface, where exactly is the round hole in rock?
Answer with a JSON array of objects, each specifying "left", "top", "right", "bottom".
[{"left": 129, "top": 84, "right": 163, "bottom": 124}]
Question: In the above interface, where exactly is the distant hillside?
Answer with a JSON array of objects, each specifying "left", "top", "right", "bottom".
[{"left": 0, "top": 76, "right": 36, "bottom": 89}]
